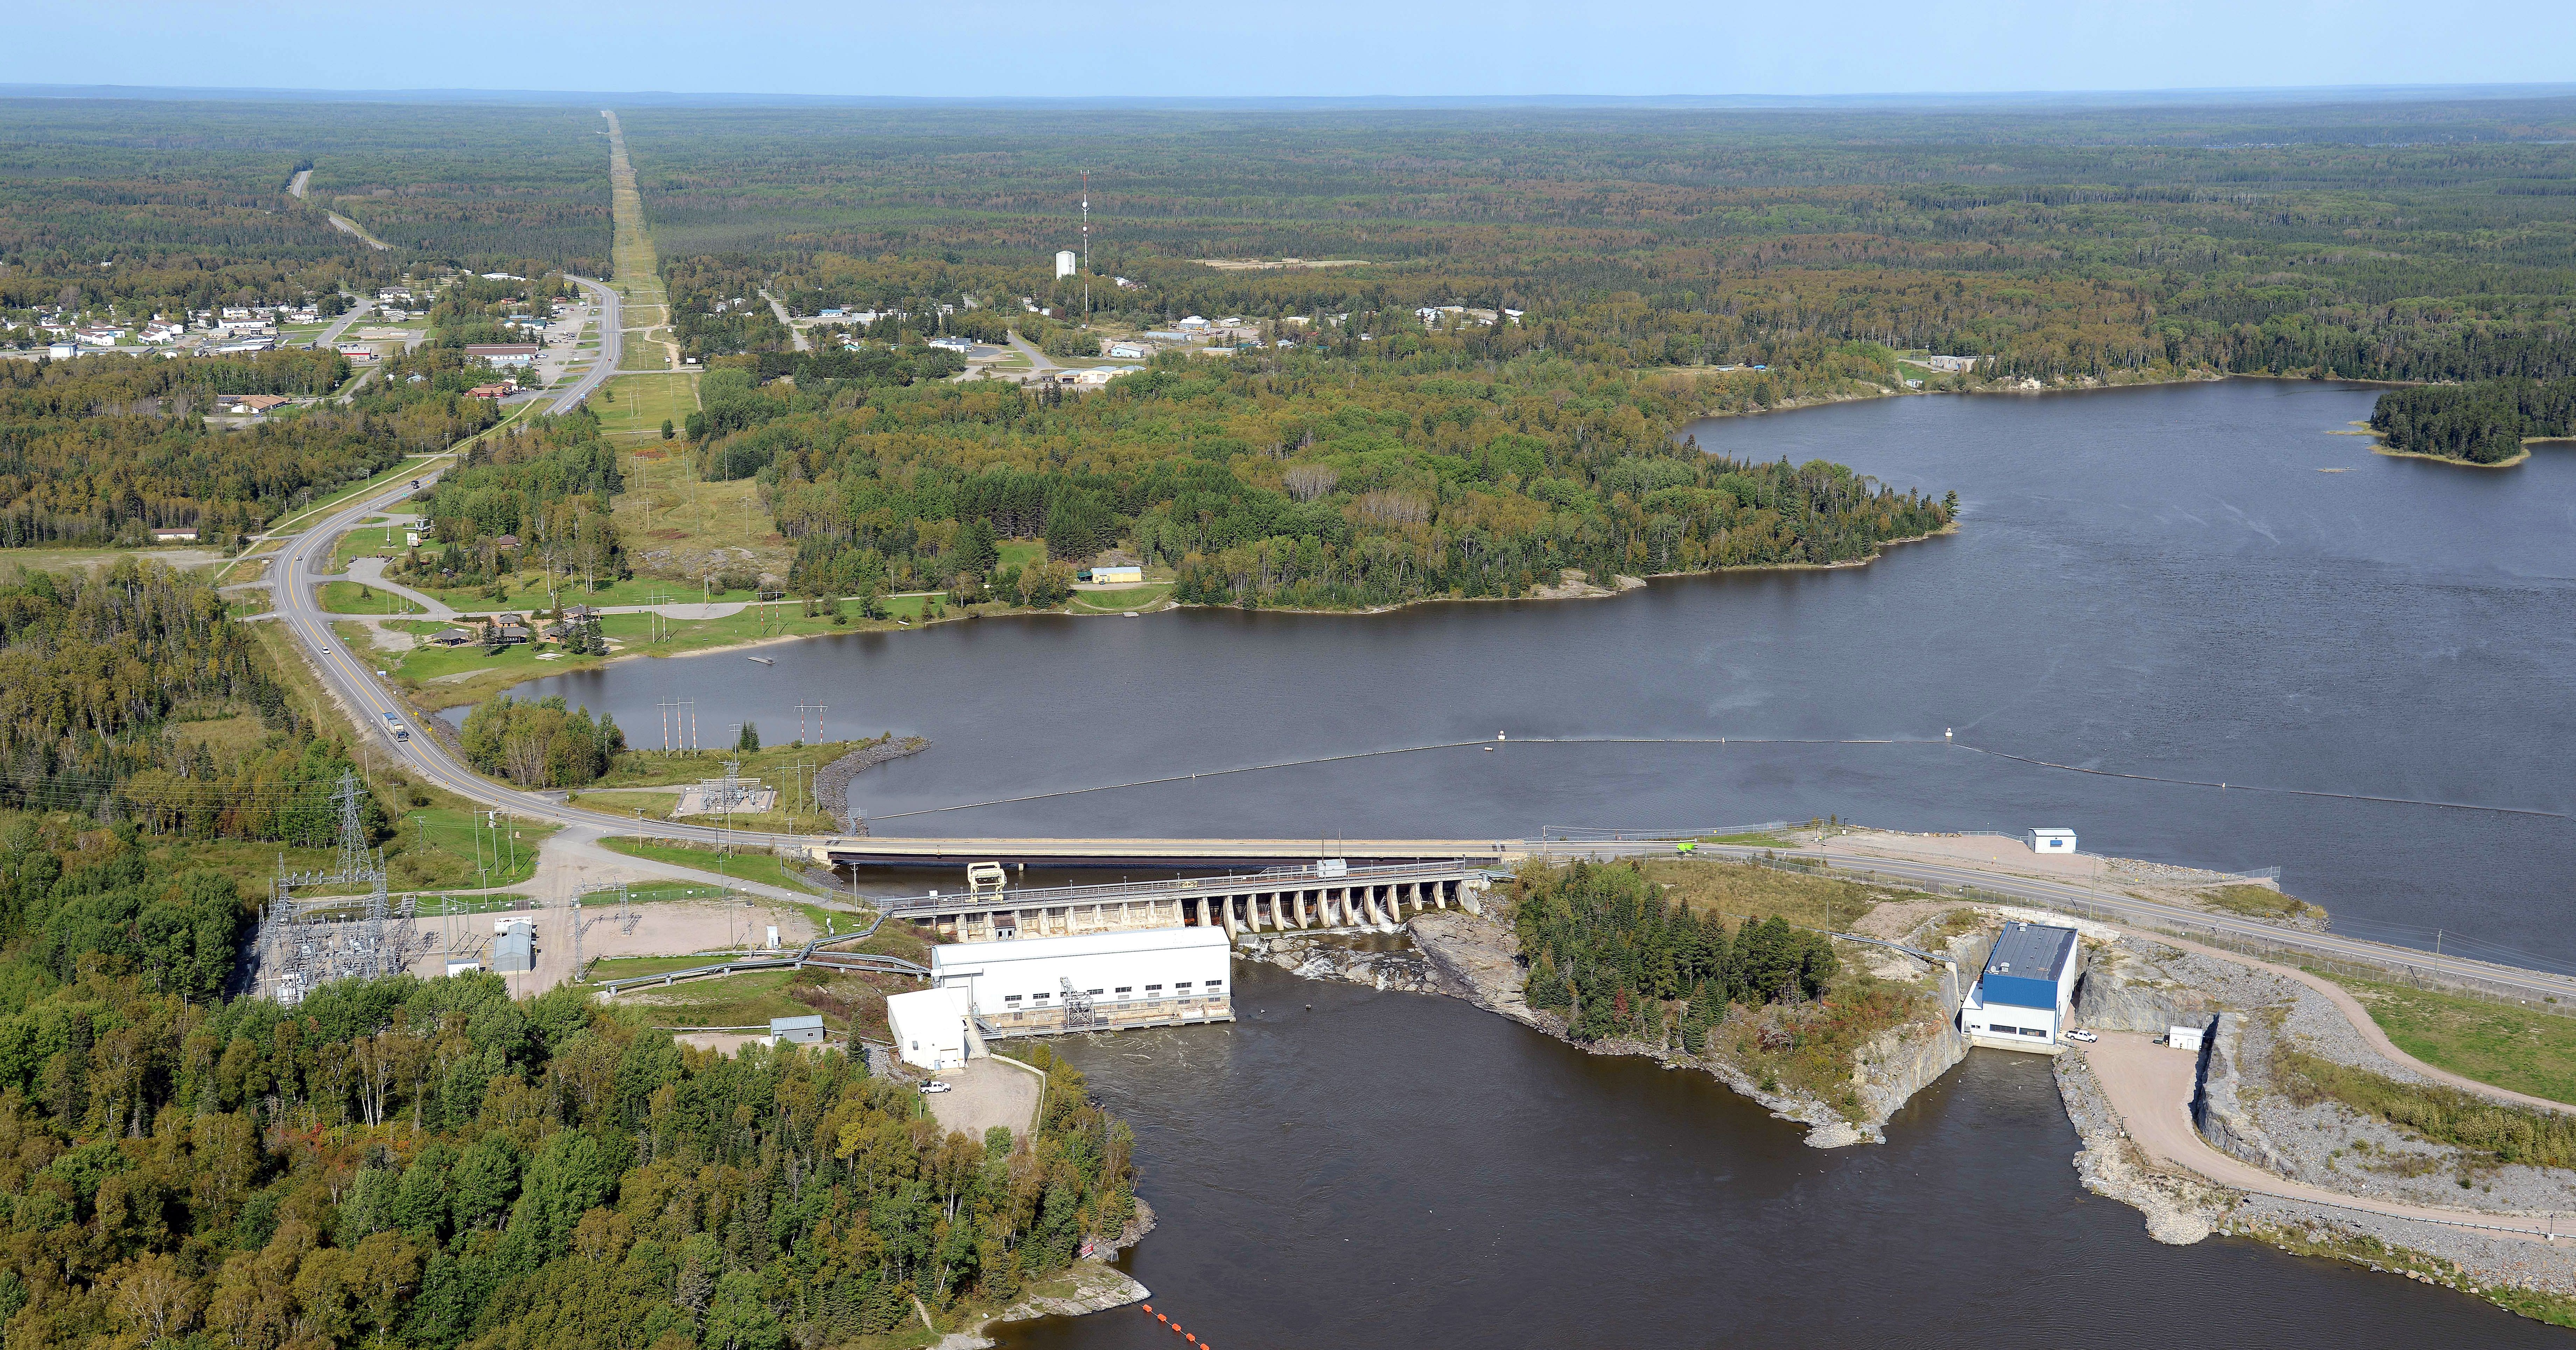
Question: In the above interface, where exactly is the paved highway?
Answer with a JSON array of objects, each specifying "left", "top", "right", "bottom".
[
  {"left": 759, "top": 288, "right": 812, "bottom": 353},
  {"left": 551, "top": 276, "right": 624, "bottom": 413}
]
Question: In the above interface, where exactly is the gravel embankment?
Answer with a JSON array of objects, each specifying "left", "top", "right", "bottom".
[{"left": 814, "top": 735, "right": 930, "bottom": 828}]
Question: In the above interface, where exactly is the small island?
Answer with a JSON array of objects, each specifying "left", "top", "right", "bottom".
[{"left": 2368, "top": 376, "right": 2576, "bottom": 466}]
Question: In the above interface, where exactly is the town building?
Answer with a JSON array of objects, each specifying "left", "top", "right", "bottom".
[
  {"left": 1962, "top": 920, "right": 2083, "bottom": 1051},
  {"left": 152, "top": 528, "right": 200, "bottom": 543},
  {"left": 1083, "top": 565, "right": 1144, "bottom": 584},
  {"left": 464, "top": 343, "right": 540, "bottom": 367},
  {"left": 1106, "top": 342, "right": 1147, "bottom": 359},
  {"left": 927, "top": 926, "right": 1232, "bottom": 1039}
]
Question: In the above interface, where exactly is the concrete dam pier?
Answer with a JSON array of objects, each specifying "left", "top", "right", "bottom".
[{"left": 876, "top": 860, "right": 1493, "bottom": 943}]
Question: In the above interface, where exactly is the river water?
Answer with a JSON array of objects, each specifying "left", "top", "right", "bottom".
[
  {"left": 494, "top": 380, "right": 2576, "bottom": 1341},
  {"left": 999, "top": 963, "right": 2567, "bottom": 1350}
]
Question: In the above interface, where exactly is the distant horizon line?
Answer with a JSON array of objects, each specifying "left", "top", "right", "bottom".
[{"left": 5, "top": 81, "right": 2576, "bottom": 111}]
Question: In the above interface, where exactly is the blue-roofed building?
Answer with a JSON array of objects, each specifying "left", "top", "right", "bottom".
[{"left": 1963, "top": 920, "right": 2082, "bottom": 1051}]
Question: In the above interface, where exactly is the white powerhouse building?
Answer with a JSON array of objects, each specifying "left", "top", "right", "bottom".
[
  {"left": 927, "top": 926, "right": 1234, "bottom": 1043},
  {"left": 1962, "top": 920, "right": 2084, "bottom": 1050}
]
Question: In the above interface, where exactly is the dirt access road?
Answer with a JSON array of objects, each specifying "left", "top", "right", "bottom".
[{"left": 2082, "top": 1032, "right": 2564, "bottom": 1240}]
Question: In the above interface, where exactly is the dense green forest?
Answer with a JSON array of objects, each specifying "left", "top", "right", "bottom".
[
  {"left": 720, "top": 353, "right": 1949, "bottom": 606},
  {"left": 0, "top": 559, "right": 1141, "bottom": 1348},
  {"left": 2369, "top": 377, "right": 2576, "bottom": 464},
  {"left": 0, "top": 962, "right": 1135, "bottom": 1349},
  {"left": 394, "top": 413, "right": 628, "bottom": 592},
  {"left": 0, "top": 346, "right": 500, "bottom": 547},
  {"left": 0, "top": 562, "right": 363, "bottom": 847},
  {"left": 0, "top": 98, "right": 612, "bottom": 315},
  {"left": 1512, "top": 860, "right": 1842, "bottom": 1051},
  {"left": 626, "top": 98, "right": 2576, "bottom": 386}
]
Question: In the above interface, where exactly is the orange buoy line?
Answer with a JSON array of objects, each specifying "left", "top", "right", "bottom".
[{"left": 1142, "top": 1301, "right": 1210, "bottom": 1348}]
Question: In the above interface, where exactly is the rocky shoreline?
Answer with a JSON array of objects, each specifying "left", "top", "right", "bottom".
[
  {"left": 1247, "top": 900, "right": 2576, "bottom": 1324},
  {"left": 1242, "top": 909, "right": 1976, "bottom": 1149},
  {"left": 930, "top": 1201, "right": 1157, "bottom": 1350},
  {"left": 2060, "top": 930, "right": 2576, "bottom": 1322},
  {"left": 813, "top": 734, "right": 930, "bottom": 828}
]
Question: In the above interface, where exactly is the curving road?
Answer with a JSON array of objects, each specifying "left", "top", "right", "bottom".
[
  {"left": 551, "top": 276, "right": 623, "bottom": 413},
  {"left": 273, "top": 445, "right": 806, "bottom": 856}
]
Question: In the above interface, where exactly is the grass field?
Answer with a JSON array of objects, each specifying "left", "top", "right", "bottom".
[
  {"left": 2200, "top": 884, "right": 2325, "bottom": 922},
  {"left": 596, "top": 373, "right": 698, "bottom": 444},
  {"left": 1638, "top": 856, "right": 1900, "bottom": 933},
  {"left": 593, "top": 738, "right": 894, "bottom": 789},
  {"left": 1069, "top": 583, "right": 1172, "bottom": 613},
  {"left": 391, "top": 806, "right": 551, "bottom": 890},
  {"left": 598, "top": 836, "right": 830, "bottom": 896},
  {"left": 379, "top": 568, "right": 763, "bottom": 613},
  {"left": 2324, "top": 973, "right": 2576, "bottom": 1106},
  {"left": 334, "top": 521, "right": 411, "bottom": 569},
  {"left": 0, "top": 544, "right": 226, "bottom": 575},
  {"left": 620, "top": 466, "right": 793, "bottom": 582},
  {"left": 319, "top": 580, "right": 427, "bottom": 614},
  {"left": 997, "top": 540, "right": 1046, "bottom": 572}
]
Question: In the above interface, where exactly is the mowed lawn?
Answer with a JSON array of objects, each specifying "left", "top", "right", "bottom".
[{"left": 2328, "top": 974, "right": 2576, "bottom": 1106}]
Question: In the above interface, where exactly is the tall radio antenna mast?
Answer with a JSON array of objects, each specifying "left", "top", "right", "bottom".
[{"left": 1081, "top": 171, "right": 1090, "bottom": 318}]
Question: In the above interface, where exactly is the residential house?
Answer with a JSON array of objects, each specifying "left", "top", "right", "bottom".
[
  {"left": 221, "top": 394, "right": 292, "bottom": 415},
  {"left": 465, "top": 383, "right": 515, "bottom": 400}
]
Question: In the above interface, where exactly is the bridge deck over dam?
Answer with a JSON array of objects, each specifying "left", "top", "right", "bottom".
[
  {"left": 807, "top": 836, "right": 1521, "bottom": 870},
  {"left": 876, "top": 859, "right": 1495, "bottom": 942}
]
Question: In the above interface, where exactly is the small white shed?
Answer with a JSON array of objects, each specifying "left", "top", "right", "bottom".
[
  {"left": 2027, "top": 827, "right": 2078, "bottom": 855},
  {"left": 770, "top": 1014, "right": 827, "bottom": 1046},
  {"left": 2167, "top": 1024, "right": 2206, "bottom": 1053},
  {"left": 887, "top": 985, "right": 976, "bottom": 1070}
]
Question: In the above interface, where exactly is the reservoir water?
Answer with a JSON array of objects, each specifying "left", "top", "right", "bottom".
[
  {"left": 492, "top": 380, "right": 2576, "bottom": 1342},
  {"left": 507, "top": 379, "right": 2576, "bottom": 961}
]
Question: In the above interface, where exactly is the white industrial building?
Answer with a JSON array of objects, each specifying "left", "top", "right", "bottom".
[
  {"left": 887, "top": 984, "right": 977, "bottom": 1070},
  {"left": 929, "top": 926, "right": 1233, "bottom": 1039},
  {"left": 2026, "top": 827, "right": 2078, "bottom": 855},
  {"left": 1055, "top": 249, "right": 1078, "bottom": 278},
  {"left": 1962, "top": 920, "right": 2083, "bottom": 1051}
]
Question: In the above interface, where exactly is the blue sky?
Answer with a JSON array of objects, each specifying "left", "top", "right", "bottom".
[{"left": 10, "top": 0, "right": 2575, "bottom": 99}]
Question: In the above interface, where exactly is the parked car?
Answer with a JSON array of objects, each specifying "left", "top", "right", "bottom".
[
  {"left": 2064, "top": 1028, "right": 2099, "bottom": 1043},
  {"left": 918, "top": 1080, "right": 952, "bottom": 1093}
]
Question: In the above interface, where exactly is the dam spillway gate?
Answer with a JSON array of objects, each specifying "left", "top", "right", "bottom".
[{"left": 876, "top": 860, "right": 1493, "bottom": 943}]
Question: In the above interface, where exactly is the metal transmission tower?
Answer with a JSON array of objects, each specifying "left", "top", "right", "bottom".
[
  {"left": 259, "top": 775, "right": 423, "bottom": 1002},
  {"left": 797, "top": 701, "right": 826, "bottom": 744},
  {"left": 332, "top": 772, "right": 368, "bottom": 883}
]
